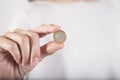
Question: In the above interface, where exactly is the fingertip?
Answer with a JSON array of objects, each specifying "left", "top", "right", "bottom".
[
  {"left": 58, "top": 44, "right": 64, "bottom": 49},
  {"left": 48, "top": 26, "right": 61, "bottom": 32}
]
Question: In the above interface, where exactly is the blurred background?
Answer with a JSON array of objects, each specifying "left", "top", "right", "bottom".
[
  {"left": 0, "top": 0, "right": 120, "bottom": 35},
  {"left": 0, "top": 0, "right": 28, "bottom": 34},
  {"left": 0, "top": 0, "right": 120, "bottom": 79}
]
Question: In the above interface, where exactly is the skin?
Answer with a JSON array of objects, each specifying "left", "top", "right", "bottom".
[
  {"left": 0, "top": 24, "right": 63, "bottom": 79},
  {"left": 0, "top": 0, "right": 95, "bottom": 79}
]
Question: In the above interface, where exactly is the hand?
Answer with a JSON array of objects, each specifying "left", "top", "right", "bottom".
[{"left": 0, "top": 24, "right": 64, "bottom": 80}]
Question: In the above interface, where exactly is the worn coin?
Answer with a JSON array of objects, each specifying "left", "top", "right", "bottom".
[{"left": 53, "top": 30, "right": 67, "bottom": 43}]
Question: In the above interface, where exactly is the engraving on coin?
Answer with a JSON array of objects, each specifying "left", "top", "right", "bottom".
[{"left": 53, "top": 30, "right": 67, "bottom": 43}]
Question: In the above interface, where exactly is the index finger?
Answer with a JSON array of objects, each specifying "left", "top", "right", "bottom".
[{"left": 31, "top": 24, "right": 61, "bottom": 34}]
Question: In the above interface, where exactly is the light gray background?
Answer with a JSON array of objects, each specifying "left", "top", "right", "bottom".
[
  {"left": 0, "top": 0, "right": 119, "bottom": 35},
  {"left": 0, "top": 0, "right": 27, "bottom": 34}
]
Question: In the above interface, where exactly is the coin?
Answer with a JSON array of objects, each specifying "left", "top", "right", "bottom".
[{"left": 53, "top": 30, "right": 67, "bottom": 43}]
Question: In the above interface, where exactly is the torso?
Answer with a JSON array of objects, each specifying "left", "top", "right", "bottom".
[{"left": 19, "top": 1, "right": 120, "bottom": 79}]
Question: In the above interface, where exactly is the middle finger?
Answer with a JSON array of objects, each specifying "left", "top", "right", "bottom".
[
  {"left": 4, "top": 32, "right": 30, "bottom": 66},
  {"left": 14, "top": 29, "right": 40, "bottom": 66}
]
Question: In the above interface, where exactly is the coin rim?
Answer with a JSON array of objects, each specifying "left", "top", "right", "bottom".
[{"left": 53, "top": 30, "right": 67, "bottom": 43}]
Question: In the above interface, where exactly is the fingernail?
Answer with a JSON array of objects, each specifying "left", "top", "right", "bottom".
[
  {"left": 33, "top": 58, "right": 39, "bottom": 66},
  {"left": 56, "top": 26, "right": 61, "bottom": 30}
]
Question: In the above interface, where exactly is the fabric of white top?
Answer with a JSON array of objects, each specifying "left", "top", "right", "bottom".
[{"left": 10, "top": 0, "right": 120, "bottom": 80}]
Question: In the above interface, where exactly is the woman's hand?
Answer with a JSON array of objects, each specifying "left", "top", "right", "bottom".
[{"left": 0, "top": 24, "right": 64, "bottom": 80}]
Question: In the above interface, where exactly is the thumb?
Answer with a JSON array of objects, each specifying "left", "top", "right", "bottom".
[{"left": 40, "top": 41, "right": 64, "bottom": 59}]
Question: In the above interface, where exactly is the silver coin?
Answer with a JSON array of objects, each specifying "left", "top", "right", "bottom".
[{"left": 53, "top": 30, "right": 67, "bottom": 43}]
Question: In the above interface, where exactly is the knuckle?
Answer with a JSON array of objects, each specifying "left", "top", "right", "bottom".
[
  {"left": 4, "top": 31, "right": 12, "bottom": 35},
  {"left": 13, "top": 28, "right": 21, "bottom": 32},
  {"left": 8, "top": 42, "right": 17, "bottom": 51},
  {"left": 0, "top": 36, "right": 5, "bottom": 40},
  {"left": 49, "top": 24, "right": 55, "bottom": 26},
  {"left": 19, "top": 35, "right": 29, "bottom": 44},
  {"left": 32, "top": 33, "right": 39, "bottom": 38},
  {"left": 46, "top": 24, "right": 52, "bottom": 26},
  {"left": 28, "top": 31, "right": 39, "bottom": 39},
  {"left": 41, "top": 24, "right": 46, "bottom": 27}
]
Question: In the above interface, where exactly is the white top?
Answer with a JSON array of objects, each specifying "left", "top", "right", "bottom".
[{"left": 10, "top": 0, "right": 120, "bottom": 80}]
